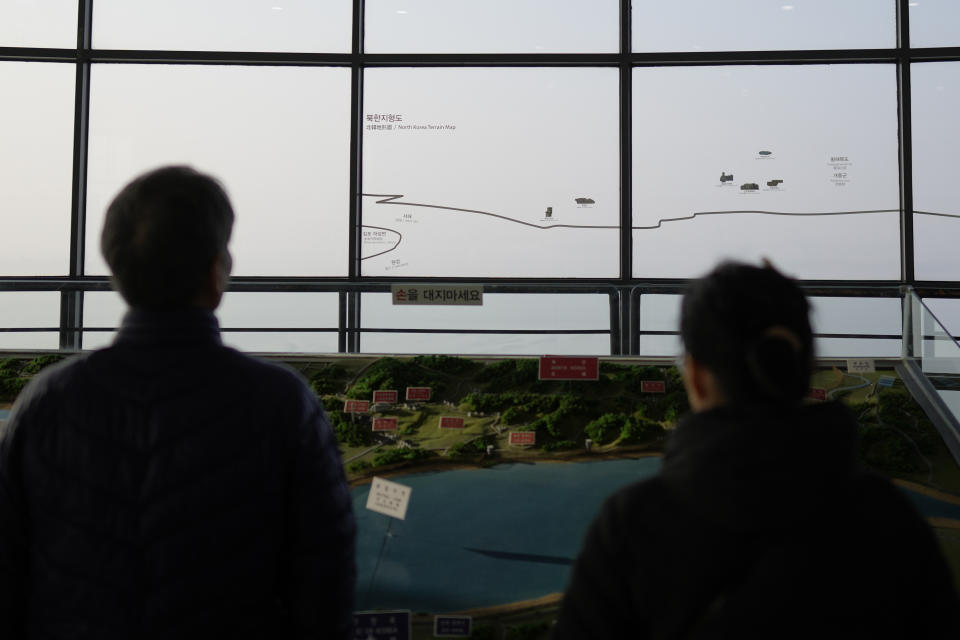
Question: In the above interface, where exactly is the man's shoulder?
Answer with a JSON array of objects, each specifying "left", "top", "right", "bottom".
[
  {"left": 0, "top": 353, "right": 93, "bottom": 448},
  {"left": 209, "top": 348, "right": 322, "bottom": 414},
  {"left": 10, "top": 353, "right": 93, "bottom": 409},
  {"left": 220, "top": 348, "right": 308, "bottom": 385}
]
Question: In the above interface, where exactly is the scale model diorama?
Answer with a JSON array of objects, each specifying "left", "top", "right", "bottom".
[{"left": 2, "top": 354, "right": 958, "bottom": 640}]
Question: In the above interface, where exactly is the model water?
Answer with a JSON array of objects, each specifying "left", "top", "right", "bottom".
[
  {"left": 351, "top": 458, "right": 960, "bottom": 613},
  {"left": 353, "top": 459, "right": 658, "bottom": 612}
]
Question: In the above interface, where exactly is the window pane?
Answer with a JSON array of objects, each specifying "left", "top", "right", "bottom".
[
  {"left": 923, "top": 299, "right": 960, "bottom": 337},
  {"left": 809, "top": 297, "right": 901, "bottom": 358},
  {"left": 361, "top": 332, "right": 610, "bottom": 355},
  {"left": 363, "top": 68, "right": 619, "bottom": 278},
  {"left": 912, "top": 62, "right": 960, "bottom": 281},
  {"left": 637, "top": 294, "right": 682, "bottom": 357},
  {"left": 84, "top": 290, "right": 340, "bottom": 352},
  {"left": 636, "top": 293, "right": 901, "bottom": 358},
  {"left": 0, "top": 62, "right": 74, "bottom": 276},
  {"left": 85, "top": 64, "right": 350, "bottom": 277},
  {"left": 218, "top": 292, "right": 339, "bottom": 353},
  {"left": 910, "top": 0, "right": 960, "bottom": 48},
  {"left": 82, "top": 291, "right": 132, "bottom": 349},
  {"left": 0, "top": 1, "right": 77, "bottom": 48},
  {"left": 93, "top": 0, "right": 351, "bottom": 52},
  {"left": 810, "top": 297, "right": 901, "bottom": 337},
  {"left": 365, "top": 0, "right": 618, "bottom": 53},
  {"left": 361, "top": 292, "right": 611, "bottom": 355},
  {"left": 632, "top": 65, "right": 900, "bottom": 280},
  {"left": 632, "top": 0, "right": 894, "bottom": 52},
  {"left": 0, "top": 292, "right": 60, "bottom": 350}
]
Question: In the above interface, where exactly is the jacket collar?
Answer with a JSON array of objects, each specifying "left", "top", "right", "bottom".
[
  {"left": 660, "top": 402, "right": 860, "bottom": 531},
  {"left": 113, "top": 307, "right": 222, "bottom": 348}
]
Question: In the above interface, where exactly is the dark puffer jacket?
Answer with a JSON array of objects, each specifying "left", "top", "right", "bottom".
[
  {"left": 553, "top": 402, "right": 960, "bottom": 639},
  {"left": 0, "top": 309, "right": 356, "bottom": 639}
]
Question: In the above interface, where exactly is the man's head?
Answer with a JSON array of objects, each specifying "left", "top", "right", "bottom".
[{"left": 101, "top": 166, "right": 234, "bottom": 311}]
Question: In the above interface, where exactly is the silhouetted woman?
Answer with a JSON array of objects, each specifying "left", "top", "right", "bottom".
[{"left": 553, "top": 261, "right": 959, "bottom": 639}]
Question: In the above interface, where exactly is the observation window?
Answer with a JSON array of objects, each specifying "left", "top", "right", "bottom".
[
  {"left": 922, "top": 299, "right": 960, "bottom": 338},
  {"left": 632, "top": 64, "right": 900, "bottom": 280},
  {"left": 0, "top": 61, "right": 75, "bottom": 276},
  {"left": 85, "top": 64, "right": 351, "bottom": 278},
  {"left": 0, "top": 292, "right": 60, "bottom": 350},
  {"left": 362, "top": 67, "right": 620, "bottom": 278},
  {"left": 364, "top": 0, "right": 618, "bottom": 53},
  {"left": 632, "top": 0, "right": 894, "bottom": 52},
  {"left": 83, "top": 291, "right": 340, "bottom": 353},
  {"left": 0, "top": 0, "right": 77, "bottom": 48},
  {"left": 911, "top": 62, "right": 960, "bottom": 281},
  {"left": 92, "top": 0, "right": 352, "bottom": 52},
  {"left": 909, "top": 0, "right": 960, "bottom": 48},
  {"left": 636, "top": 293, "right": 901, "bottom": 358},
  {"left": 360, "top": 292, "right": 612, "bottom": 355}
]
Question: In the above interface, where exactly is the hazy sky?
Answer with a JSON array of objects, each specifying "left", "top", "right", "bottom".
[{"left": 1, "top": 1, "right": 959, "bottom": 354}]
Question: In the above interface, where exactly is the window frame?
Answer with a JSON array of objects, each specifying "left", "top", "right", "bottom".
[{"left": 0, "top": 1, "right": 957, "bottom": 355}]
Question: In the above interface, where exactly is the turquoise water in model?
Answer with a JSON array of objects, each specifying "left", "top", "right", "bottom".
[
  {"left": 353, "top": 458, "right": 660, "bottom": 612},
  {"left": 352, "top": 459, "right": 960, "bottom": 613}
]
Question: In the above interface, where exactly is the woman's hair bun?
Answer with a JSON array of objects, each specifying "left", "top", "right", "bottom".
[{"left": 680, "top": 261, "right": 814, "bottom": 407}]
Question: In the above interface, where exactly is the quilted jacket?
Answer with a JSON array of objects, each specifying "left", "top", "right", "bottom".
[
  {"left": 0, "top": 309, "right": 356, "bottom": 639},
  {"left": 553, "top": 402, "right": 960, "bottom": 639}
]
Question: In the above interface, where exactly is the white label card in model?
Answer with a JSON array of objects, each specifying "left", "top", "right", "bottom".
[
  {"left": 846, "top": 358, "right": 876, "bottom": 374},
  {"left": 365, "top": 476, "right": 412, "bottom": 520}
]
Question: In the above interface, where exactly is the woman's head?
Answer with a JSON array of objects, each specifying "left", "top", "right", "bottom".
[{"left": 680, "top": 261, "right": 813, "bottom": 409}]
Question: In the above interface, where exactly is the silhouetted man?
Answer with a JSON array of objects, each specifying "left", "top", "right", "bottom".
[{"left": 0, "top": 166, "right": 355, "bottom": 639}]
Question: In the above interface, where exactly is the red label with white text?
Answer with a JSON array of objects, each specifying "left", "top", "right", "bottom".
[
  {"left": 372, "top": 417, "right": 398, "bottom": 431},
  {"left": 344, "top": 400, "right": 370, "bottom": 414},
  {"left": 538, "top": 357, "right": 599, "bottom": 381},
  {"left": 808, "top": 387, "right": 827, "bottom": 401},
  {"left": 373, "top": 390, "right": 399, "bottom": 404},
  {"left": 641, "top": 380, "right": 666, "bottom": 393},
  {"left": 439, "top": 416, "right": 465, "bottom": 429},
  {"left": 509, "top": 431, "right": 537, "bottom": 446},
  {"left": 406, "top": 387, "right": 432, "bottom": 401}
]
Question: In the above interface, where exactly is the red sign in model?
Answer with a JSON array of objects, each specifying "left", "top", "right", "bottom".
[
  {"left": 373, "top": 390, "right": 399, "bottom": 404},
  {"left": 808, "top": 387, "right": 827, "bottom": 401},
  {"left": 343, "top": 400, "right": 370, "bottom": 414},
  {"left": 509, "top": 431, "right": 536, "bottom": 446},
  {"left": 538, "top": 356, "right": 599, "bottom": 381},
  {"left": 439, "top": 416, "right": 465, "bottom": 429},
  {"left": 641, "top": 380, "right": 666, "bottom": 393},
  {"left": 406, "top": 387, "right": 432, "bottom": 401},
  {"left": 372, "top": 417, "right": 398, "bottom": 432}
]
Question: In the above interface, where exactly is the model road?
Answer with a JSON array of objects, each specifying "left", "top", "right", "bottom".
[{"left": 827, "top": 373, "right": 871, "bottom": 400}]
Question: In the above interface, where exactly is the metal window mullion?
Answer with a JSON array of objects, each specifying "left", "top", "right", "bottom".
[
  {"left": 344, "top": 0, "right": 365, "bottom": 354},
  {"left": 61, "top": 0, "right": 93, "bottom": 351},
  {"left": 896, "top": 0, "right": 915, "bottom": 285},
  {"left": 609, "top": 290, "right": 622, "bottom": 355},
  {"left": 619, "top": 0, "right": 633, "bottom": 353}
]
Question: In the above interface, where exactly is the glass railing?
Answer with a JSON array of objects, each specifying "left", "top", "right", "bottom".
[{"left": 906, "top": 290, "right": 960, "bottom": 428}]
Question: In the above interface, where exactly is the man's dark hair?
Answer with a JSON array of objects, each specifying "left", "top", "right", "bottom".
[
  {"left": 680, "top": 261, "right": 814, "bottom": 407},
  {"left": 101, "top": 166, "right": 234, "bottom": 309}
]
